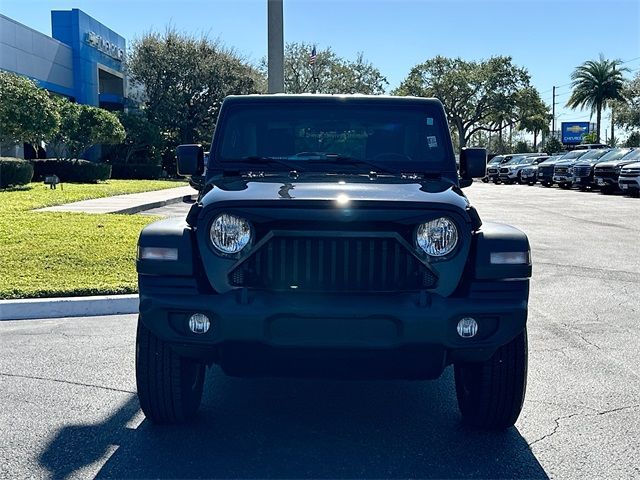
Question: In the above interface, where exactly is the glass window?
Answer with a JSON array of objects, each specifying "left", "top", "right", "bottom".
[{"left": 217, "top": 103, "right": 451, "bottom": 171}]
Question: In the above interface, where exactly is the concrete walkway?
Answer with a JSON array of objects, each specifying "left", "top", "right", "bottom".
[{"left": 36, "top": 185, "right": 197, "bottom": 214}]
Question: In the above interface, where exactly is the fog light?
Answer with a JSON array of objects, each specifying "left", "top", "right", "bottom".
[
  {"left": 457, "top": 317, "right": 478, "bottom": 338},
  {"left": 188, "top": 313, "right": 210, "bottom": 334}
]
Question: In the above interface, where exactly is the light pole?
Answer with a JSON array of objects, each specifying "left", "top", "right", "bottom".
[{"left": 267, "top": 0, "right": 284, "bottom": 93}]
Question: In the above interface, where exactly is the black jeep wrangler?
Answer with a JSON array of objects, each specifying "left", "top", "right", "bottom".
[{"left": 136, "top": 95, "right": 532, "bottom": 430}]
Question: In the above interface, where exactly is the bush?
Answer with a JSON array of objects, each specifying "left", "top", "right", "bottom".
[
  {"left": 624, "top": 131, "right": 640, "bottom": 147},
  {"left": 0, "top": 157, "right": 34, "bottom": 188},
  {"left": 110, "top": 163, "right": 164, "bottom": 180},
  {"left": 544, "top": 136, "right": 563, "bottom": 154},
  {"left": 514, "top": 141, "right": 530, "bottom": 153},
  {"left": 31, "top": 159, "right": 111, "bottom": 183}
]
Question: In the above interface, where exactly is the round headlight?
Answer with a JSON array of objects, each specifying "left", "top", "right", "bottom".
[
  {"left": 210, "top": 214, "right": 251, "bottom": 254},
  {"left": 416, "top": 217, "right": 458, "bottom": 257}
]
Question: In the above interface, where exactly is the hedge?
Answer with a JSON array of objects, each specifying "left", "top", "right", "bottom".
[
  {"left": 0, "top": 157, "right": 34, "bottom": 188},
  {"left": 110, "top": 163, "right": 163, "bottom": 180},
  {"left": 31, "top": 159, "right": 111, "bottom": 183}
]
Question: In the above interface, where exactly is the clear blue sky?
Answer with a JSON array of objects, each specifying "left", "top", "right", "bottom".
[{"left": 2, "top": 0, "right": 639, "bottom": 133}]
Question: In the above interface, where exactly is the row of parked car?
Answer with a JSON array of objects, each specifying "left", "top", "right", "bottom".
[{"left": 483, "top": 145, "right": 640, "bottom": 196}]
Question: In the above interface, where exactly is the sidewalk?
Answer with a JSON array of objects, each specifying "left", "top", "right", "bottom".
[
  {"left": 36, "top": 185, "right": 198, "bottom": 214},
  {"left": 0, "top": 294, "right": 138, "bottom": 321}
]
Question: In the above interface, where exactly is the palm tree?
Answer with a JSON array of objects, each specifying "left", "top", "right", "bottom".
[{"left": 566, "top": 55, "right": 626, "bottom": 142}]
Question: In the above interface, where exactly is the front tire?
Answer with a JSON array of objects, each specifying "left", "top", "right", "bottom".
[
  {"left": 454, "top": 330, "right": 527, "bottom": 430},
  {"left": 136, "top": 318, "right": 206, "bottom": 424},
  {"left": 559, "top": 183, "right": 571, "bottom": 190}
]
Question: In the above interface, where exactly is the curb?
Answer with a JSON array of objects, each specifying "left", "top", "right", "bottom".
[
  {"left": 0, "top": 294, "right": 139, "bottom": 321},
  {"left": 113, "top": 194, "right": 195, "bottom": 214}
]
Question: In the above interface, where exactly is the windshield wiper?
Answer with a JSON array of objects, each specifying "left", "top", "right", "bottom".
[
  {"left": 296, "top": 153, "right": 397, "bottom": 175},
  {"left": 235, "top": 156, "right": 305, "bottom": 172}
]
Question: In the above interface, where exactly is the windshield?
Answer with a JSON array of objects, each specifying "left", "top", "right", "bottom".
[
  {"left": 488, "top": 156, "right": 504, "bottom": 164},
  {"left": 619, "top": 149, "right": 640, "bottom": 162},
  {"left": 597, "top": 148, "right": 633, "bottom": 163},
  {"left": 506, "top": 156, "right": 531, "bottom": 165},
  {"left": 217, "top": 102, "right": 452, "bottom": 172},
  {"left": 577, "top": 149, "right": 610, "bottom": 160},
  {"left": 559, "top": 150, "right": 588, "bottom": 160}
]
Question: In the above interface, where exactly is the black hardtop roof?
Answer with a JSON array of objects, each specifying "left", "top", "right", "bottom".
[{"left": 222, "top": 94, "right": 444, "bottom": 108}]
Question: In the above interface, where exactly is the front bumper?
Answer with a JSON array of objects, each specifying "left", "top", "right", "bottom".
[
  {"left": 553, "top": 174, "right": 573, "bottom": 184},
  {"left": 594, "top": 175, "right": 618, "bottom": 187},
  {"left": 139, "top": 277, "right": 529, "bottom": 379},
  {"left": 573, "top": 175, "right": 593, "bottom": 187},
  {"left": 537, "top": 172, "right": 553, "bottom": 183},
  {"left": 618, "top": 176, "right": 640, "bottom": 191},
  {"left": 498, "top": 172, "right": 518, "bottom": 181}
]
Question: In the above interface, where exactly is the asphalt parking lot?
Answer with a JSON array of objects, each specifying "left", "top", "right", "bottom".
[{"left": 1, "top": 182, "right": 639, "bottom": 479}]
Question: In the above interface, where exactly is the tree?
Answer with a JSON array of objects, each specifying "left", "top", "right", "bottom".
[
  {"left": 0, "top": 71, "right": 60, "bottom": 145},
  {"left": 393, "top": 56, "right": 533, "bottom": 148},
  {"left": 128, "top": 28, "right": 264, "bottom": 147},
  {"left": 514, "top": 140, "right": 530, "bottom": 153},
  {"left": 109, "top": 110, "right": 163, "bottom": 164},
  {"left": 282, "top": 43, "right": 387, "bottom": 94},
  {"left": 613, "top": 72, "right": 640, "bottom": 131},
  {"left": 566, "top": 54, "right": 626, "bottom": 142},
  {"left": 46, "top": 98, "right": 125, "bottom": 159},
  {"left": 581, "top": 131, "right": 598, "bottom": 144},
  {"left": 543, "top": 136, "right": 563, "bottom": 154},
  {"left": 624, "top": 131, "right": 640, "bottom": 147},
  {"left": 517, "top": 87, "right": 552, "bottom": 150}
]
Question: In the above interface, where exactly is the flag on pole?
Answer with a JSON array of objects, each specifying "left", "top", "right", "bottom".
[{"left": 309, "top": 46, "right": 317, "bottom": 65}]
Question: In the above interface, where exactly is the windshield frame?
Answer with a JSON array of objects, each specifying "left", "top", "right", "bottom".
[{"left": 208, "top": 98, "right": 457, "bottom": 178}]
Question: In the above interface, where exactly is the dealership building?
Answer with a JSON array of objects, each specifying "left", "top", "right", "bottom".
[{"left": 0, "top": 8, "right": 127, "bottom": 110}]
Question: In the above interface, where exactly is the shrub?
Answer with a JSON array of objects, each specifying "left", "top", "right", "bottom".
[
  {"left": 31, "top": 159, "right": 111, "bottom": 183},
  {"left": 0, "top": 157, "right": 34, "bottom": 188},
  {"left": 110, "top": 163, "right": 164, "bottom": 180}
]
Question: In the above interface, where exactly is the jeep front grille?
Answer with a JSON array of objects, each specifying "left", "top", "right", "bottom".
[{"left": 229, "top": 235, "right": 437, "bottom": 292}]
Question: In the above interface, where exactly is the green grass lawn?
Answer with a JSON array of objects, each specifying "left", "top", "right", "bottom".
[{"left": 0, "top": 180, "right": 186, "bottom": 299}]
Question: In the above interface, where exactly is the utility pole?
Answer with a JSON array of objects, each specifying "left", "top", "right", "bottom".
[
  {"left": 552, "top": 86, "right": 556, "bottom": 137},
  {"left": 611, "top": 65, "right": 616, "bottom": 146},
  {"left": 267, "top": 0, "right": 284, "bottom": 93}
]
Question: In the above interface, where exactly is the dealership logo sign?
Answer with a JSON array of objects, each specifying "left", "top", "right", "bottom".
[
  {"left": 85, "top": 31, "right": 124, "bottom": 62},
  {"left": 561, "top": 122, "right": 591, "bottom": 144}
]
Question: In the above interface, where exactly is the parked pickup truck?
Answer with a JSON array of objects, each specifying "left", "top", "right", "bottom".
[
  {"left": 618, "top": 161, "right": 640, "bottom": 196},
  {"left": 572, "top": 148, "right": 630, "bottom": 190},
  {"left": 594, "top": 148, "right": 639, "bottom": 194},
  {"left": 135, "top": 94, "right": 531, "bottom": 430},
  {"left": 499, "top": 155, "right": 548, "bottom": 184}
]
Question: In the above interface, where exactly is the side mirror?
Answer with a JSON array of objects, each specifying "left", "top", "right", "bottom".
[
  {"left": 460, "top": 147, "right": 487, "bottom": 183},
  {"left": 176, "top": 144, "right": 204, "bottom": 177}
]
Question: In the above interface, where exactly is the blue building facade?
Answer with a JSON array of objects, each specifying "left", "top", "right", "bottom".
[{"left": 0, "top": 9, "right": 127, "bottom": 110}]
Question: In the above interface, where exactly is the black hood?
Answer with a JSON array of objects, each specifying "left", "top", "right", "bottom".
[{"left": 200, "top": 176, "right": 470, "bottom": 211}]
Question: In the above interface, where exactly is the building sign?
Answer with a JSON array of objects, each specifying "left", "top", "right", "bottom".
[
  {"left": 85, "top": 31, "right": 124, "bottom": 62},
  {"left": 561, "top": 122, "right": 592, "bottom": 144}
]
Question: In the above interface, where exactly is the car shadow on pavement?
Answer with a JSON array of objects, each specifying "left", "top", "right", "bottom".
[{"left": 39, "top": 368, "right": 548, "bottom": 479}]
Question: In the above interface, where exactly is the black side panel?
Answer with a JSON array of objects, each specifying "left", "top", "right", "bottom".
[
  {"left": 137, "top": 218, "right": 195, "bottom": 276},
  {"left": 474, "top": 222, "right": 531, "bottom": 280}
]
